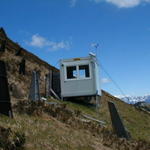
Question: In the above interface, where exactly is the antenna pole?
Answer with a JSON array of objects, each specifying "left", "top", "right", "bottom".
[{"left": 94, "top": 43, "right": 99, "bottom": 58}]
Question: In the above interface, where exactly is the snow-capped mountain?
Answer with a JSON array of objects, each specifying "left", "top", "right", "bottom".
[{"left": 116, "top": 95, "right": 150, "bottom": 104}]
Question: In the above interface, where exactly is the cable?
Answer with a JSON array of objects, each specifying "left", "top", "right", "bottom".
[
  {"left": 99, "top": 62, "right": 130, "bottom": 103},
  {"left": 54, "top": 60, "right": 60, "bottom": 68},
  {"left": 92, "top": 43, "right": 130, "bottom": 103}
]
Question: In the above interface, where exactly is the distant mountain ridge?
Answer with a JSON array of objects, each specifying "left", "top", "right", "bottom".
[{"left": 116, "top": 95, "right": 150, "bottom": 104}]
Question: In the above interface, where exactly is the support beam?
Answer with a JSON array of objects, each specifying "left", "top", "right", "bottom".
[{"left": 50, "top": 88, "right": 60, "bottom": 100}]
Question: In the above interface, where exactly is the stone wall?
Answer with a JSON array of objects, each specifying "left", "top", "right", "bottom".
[{"left": 0, "top": 28, "right": 59, "bottom": 104}]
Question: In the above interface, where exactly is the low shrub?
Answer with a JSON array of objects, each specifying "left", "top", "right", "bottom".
[{"left": 0, "top": 126, "right": 25, "bottom": 150}]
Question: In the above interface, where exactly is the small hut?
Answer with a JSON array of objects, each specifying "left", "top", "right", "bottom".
[{"left": 60, "top": 53, "right": 101, "bottom": 103}]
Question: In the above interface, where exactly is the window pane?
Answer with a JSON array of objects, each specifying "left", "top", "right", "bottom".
[
  {"left": 66, "top": 66, "right": 77, "bottom": 79},
  {"left": 79, "top": 65, "right": 90, "bottom": 78}
]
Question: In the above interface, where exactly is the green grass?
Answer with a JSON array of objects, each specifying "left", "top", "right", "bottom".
[
  {"left": 0, "top": 113, "right": 108, "bottom": 150},
  {"left": 99, "top": 91, "right": 150, "bottom": 142},
  {"left": 48, "top": 91, "right": 150, "bottom": 142},
  {"left": 0, "top": 91, "right": 150, "bottom": 150}
]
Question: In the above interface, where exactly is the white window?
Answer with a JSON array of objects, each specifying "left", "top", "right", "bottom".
[
  {"left": 79, "top": 65, "right": 90, "bottom": 78},
  {"left": 66, "top": 66, "right": 77, "bottom": 79},
  {"left": 66, "top": 64, "right": 90, "bottom": 80}
]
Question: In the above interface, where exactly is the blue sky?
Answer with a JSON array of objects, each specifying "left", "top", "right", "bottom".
[{"left": 1, "top": 0, "right": 150, "bottom": 96}]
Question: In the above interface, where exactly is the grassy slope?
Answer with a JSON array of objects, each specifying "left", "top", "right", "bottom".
[
  {"left": 0, "top": 90, "right": 150, "bottom": 150},
  {"left": 0, "top": 114, "right": 110, "bottom": 150},
  {"left": 62, "top": 91, "right": 150, "bottom": 142},
  {"left": 101, "top": 91, "right": 150, "bottom": 141}
]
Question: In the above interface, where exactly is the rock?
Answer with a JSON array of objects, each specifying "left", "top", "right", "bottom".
[{"left": 10, "top": 83, "right": 25, "bottom": 98}]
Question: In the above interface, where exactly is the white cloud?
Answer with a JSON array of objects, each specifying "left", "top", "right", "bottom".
[
  {"left": 29, "top": 34, "right": 47, "bottom": 48},
  {"left": 106, "top": 0, "right": 141, "bottom": 8},
  {"left": 49, "top": 41, "right": 70, "bottom": 50},
  {"left": 70, "top": 0, "right": 77, "bottom": 7},
  {"left": 101, "top": 78, "right": 111, "bottom": 83},
  {"left": 89, "top": 0, "right": 150, "bottom": 8},
  {"left": 27, "top": 34, "right": 71, "bottom": 51}
]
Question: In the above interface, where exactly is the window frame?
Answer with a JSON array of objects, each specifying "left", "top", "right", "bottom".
[
  {"left": 66, "top": 65, "right": 78, "bottom": 79},
  {"left": 65, "top": 63, "right": 91, "bottom": 81}
]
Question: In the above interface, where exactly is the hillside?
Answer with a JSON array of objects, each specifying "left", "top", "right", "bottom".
[
  {"left": 101, "top": 91, "right": 150, "bottom": 141},
  {"left": 0, "top": 96, "right": 150, "bottom": 150},
  {"left": 0, "top": 28, "right": 150, "bottom": 150},
  {"left": 0, "top": 112, "right": 111, "bottom": 150},
  {"left": 57, "top": 90, "right": 150, "bottom": 142}
]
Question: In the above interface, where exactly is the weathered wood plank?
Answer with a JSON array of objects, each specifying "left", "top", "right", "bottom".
[{"left": 82, "top": 114, "right": 106, "bottom": 126}]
